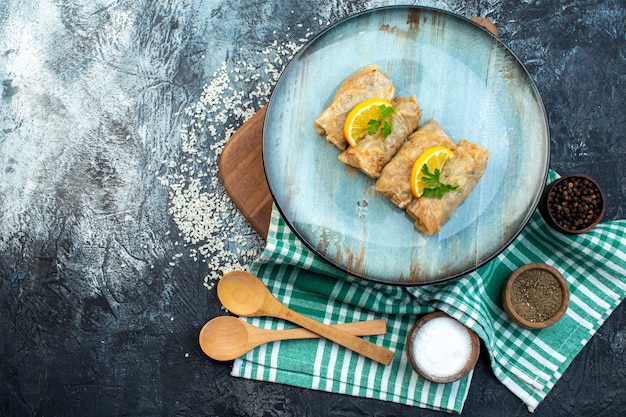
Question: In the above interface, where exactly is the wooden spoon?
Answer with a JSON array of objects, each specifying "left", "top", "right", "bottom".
[
  {"left": 200, "top": 316, "right": 387, "bottom": 361},
  {"left": 217, "top": 271, "right": 395, "bottom": 365}
]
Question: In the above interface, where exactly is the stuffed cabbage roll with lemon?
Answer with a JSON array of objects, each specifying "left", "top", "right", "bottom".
[
  {"left": 406, "top": 139, "right": 490, "bottom": 235},
  {"left": 337, "top": 95, "right": 421, "bottom": 178},
  {"left": 375, "top": 120, "right": 456, "bottom": 209},
  {"left": 314, "top": 64, "right": 394, "bottom": 150}
]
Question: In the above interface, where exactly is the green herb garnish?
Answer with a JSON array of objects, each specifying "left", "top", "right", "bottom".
[
  {"left": 420, "top": 164, "right": 459, "bottom": 199},
  {"left": 367, "top": 104, "right": 395, "bottom": 139}
]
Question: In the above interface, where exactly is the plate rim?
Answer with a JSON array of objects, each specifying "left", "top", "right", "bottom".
[{"left": 261, "top": 5, "right": 550, "bottom": 286}]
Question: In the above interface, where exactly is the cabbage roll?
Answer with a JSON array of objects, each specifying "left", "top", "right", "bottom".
[
  {"left": 314, "top": 64, "right": 394, "bottom": 150},
  {"left": 375, "top": 120, "right": 457, "bottom": 209},
  {"left": 337, "top": 96, "right": 421, "bottom": 178},
  {"left": 406, "top": 139, "right": 490, "bottom": 235}
]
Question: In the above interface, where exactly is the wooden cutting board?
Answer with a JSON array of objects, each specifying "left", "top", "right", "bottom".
[
  {"left": 218, "top": 105, "right": 273, "bottom": 238},
  {"left": 218, "top": 19, "right": 498, "bottom": 240}
]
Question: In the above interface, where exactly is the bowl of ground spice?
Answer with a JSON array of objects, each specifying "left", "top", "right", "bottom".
[
  {"left": 539, "top": 174, "right": 605, "bottom": 234},
  {"left": 502, "top": 263, "right": 569, "bottom": 329}
]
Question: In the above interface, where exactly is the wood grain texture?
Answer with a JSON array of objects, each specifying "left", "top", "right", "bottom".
[{"left": 218, "top": 106, "right": 272, "bottom": 238}]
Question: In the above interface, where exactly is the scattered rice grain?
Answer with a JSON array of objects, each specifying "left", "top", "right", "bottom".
[{"left": 153, "top": 28, "right": 310, "bottom": 288}]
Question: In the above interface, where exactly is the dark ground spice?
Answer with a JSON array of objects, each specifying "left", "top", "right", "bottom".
[{"left": 510, "top": 269, "right": 563, "bottom": 323}]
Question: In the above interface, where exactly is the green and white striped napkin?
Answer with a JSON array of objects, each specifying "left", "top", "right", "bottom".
[{"left": 230, "top": 171, "right": 626, "bottom": 413}]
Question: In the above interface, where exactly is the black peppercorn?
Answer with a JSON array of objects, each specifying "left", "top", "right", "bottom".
[{"left": 546, "top": 176, "right": 604, "bottom": 232}]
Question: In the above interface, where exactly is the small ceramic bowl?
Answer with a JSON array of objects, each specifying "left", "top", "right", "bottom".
[
  {"left": 538, "top": 174, "right": 605, "bottom": 234},
  {"left": 406, "top": 312, "right": 480, "bottom": 383},
  {"left": 502, "top": 263, "right": 569, "bottom": 329}
]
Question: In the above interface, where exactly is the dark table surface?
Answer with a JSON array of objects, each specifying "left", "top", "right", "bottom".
[{"left": 1, "top": 1, "right": 624, "bottom": 416}]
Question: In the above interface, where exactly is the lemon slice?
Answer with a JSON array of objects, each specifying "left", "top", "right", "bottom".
[
  {"left": 343, "top": 98, "right": 394, "bottom": 147},
  {"left": 410, "top": 146, "right": 455, "bottom": 198}
]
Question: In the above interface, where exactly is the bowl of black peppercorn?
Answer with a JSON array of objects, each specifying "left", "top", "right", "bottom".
[{"left": 539, "top": 174, "right": 606, "bottom": 234}]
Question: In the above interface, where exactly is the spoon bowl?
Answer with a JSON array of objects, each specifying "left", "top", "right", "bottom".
[
  {"left": 217, "top": 271, "right": 269, "bottom": 316},
  {"left": 200, "top": 316, "right": 250, "bottom": 360}
]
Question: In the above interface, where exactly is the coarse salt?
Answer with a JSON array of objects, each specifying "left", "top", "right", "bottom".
[{"left": 410, "top": 316, "right": 472, "bottom": 379}]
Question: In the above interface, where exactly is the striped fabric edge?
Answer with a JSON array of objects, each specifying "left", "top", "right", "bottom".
[
  {"left": 483, "top": 216, "right": 626, "bottom": 411},
  {"left": 232, "top": 360, "right": 471, "bottom": 412},
  {"left": 231, "top": 241, "right": 473, "bottom": 413}
]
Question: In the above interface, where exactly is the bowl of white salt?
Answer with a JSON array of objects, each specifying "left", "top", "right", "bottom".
[{"left": 406, "top": 312, "right": 480, "bottom": 383}]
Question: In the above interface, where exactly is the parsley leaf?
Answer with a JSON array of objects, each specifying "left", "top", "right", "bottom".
[
  {"left": 382, "top": 120, "right": 393, "bottom": 139},
  {"left": 420, "top": 164, "right": 459, "bottom": 199},
  {"left": 367, "top": 119, "right": 380, "bottom": 136},
  {"left": 367, "top": 104, "right": 396, "bottom": 140},
  {"left": 379, "top": 104, "right": 395, "bottom": 118}
]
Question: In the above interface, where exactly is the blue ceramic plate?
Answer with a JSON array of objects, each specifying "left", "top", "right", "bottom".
[{"left": 263, "top": 6, "right": 549, "bottom": 285}]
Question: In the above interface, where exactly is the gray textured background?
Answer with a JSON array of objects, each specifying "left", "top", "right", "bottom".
[{"left": 1, "top": 0, "right": 624, "bottom": 416}]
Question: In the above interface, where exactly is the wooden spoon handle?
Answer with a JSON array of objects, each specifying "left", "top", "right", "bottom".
[
  {"left": 216, "top": 271, "right": 394, "bottom": 365},
  {"left": 255, "top": 319, "right": 388, "bottom": 345},
  {"left": 266, "top": 304, "right": 395, "bottom": 365}
]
